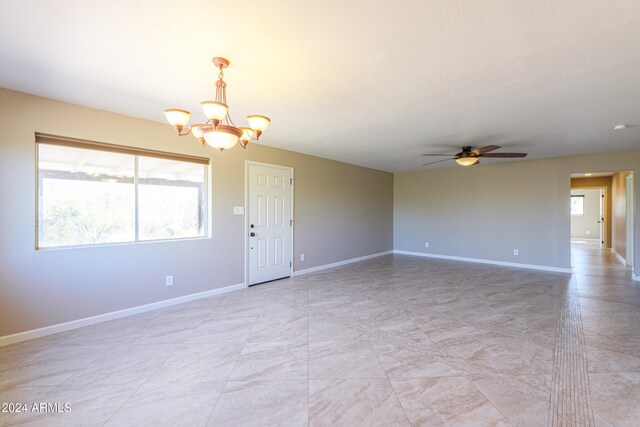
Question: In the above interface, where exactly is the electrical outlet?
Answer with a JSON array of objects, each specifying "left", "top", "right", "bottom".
[
  {"left": 166, "top": 275, "right": 174, "bottom": 287},
  {"left": 513, "top": 249, "right": 519, "bottom": 256},
  {"left": 300, "top": 254, "right": 305, "bottom": 261},
  {"left": 425, "top": 242, "right": 430, "bottom": 248},
  {"left": 586, "top": 230, "right": 591, "bottom": 235}
]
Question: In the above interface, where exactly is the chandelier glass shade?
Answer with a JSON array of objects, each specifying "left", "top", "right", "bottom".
[
  {"left": 201, "top": 101, "right": 228, "bottom": 123},
  {"left": 163, "top": 57, "right": 270, "bottom": 151},
  {"left": 246, "top": 115, "right": 271, "bottom": 138},
  {"left": 203, "top": 125, "right": 244, "bottom": 150},
  {"left": 239, "top": 127, "right": 253, "bottom": 148},
  {"left": 163, "top": 109, "right": 190, "bottom": 132}
]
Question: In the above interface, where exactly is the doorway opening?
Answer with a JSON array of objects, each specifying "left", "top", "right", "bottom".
[
  {"left": 626, "top": 174, "right": 634, "bottom": 269},
  {"left": 570, "top": 171, "right": 634, "bottom": 276},
  {"left": 570, "top": 188, "right": 604, "bottom": 247}
]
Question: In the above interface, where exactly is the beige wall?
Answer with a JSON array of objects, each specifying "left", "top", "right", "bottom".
[
  {"left": 0, "top": 88, "right": 393, "bottom": 337},
  {"left": 571, "top": 176, "right": 612, "bottom": 248},
  {"left": 394, "top": 151, "right": 639, "bottom": 270},
  {"left": 612, "top": 171, "right": 632, "bottom": 260}
]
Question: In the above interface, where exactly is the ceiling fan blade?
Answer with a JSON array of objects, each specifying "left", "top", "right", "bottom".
[
  {"left": 480, "top": 152, "right": 528, "bottom": 158},
  {"left": 422, "top": 158, "right": 455, "bottom": 166},
  {"left": 472, "top": 145, "right": 501, "bottom": 155},
  {"left": 422, "top": 153, "right": 457, "bottom": 156}
]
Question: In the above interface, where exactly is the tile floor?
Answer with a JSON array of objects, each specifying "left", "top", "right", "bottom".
[{"left": 0, "top": 242, "right": 637, "bottom": 426}]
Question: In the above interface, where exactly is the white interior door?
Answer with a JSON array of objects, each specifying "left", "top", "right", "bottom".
[
  {"left": 627, "top": 174, "right": 634, "bottom": 268},
  {"left": 599, "top": 189, "right": 604, "bottom": 249},
  {"left": 247, "top": 162, "right": 293, "bottom": 286}
]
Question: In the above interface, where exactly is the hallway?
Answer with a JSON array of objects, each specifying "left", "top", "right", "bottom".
[
  {"left": 568, "top": 240, "right": 639, "bottom": 425},
  {"left": 571, "top": 240, "right": 631, "bottom": 280}
]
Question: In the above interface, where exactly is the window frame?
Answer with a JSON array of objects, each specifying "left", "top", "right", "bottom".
[
  {"left": 570, "top": 194, "right": 585, "bottom": 216},
  {"left": 35, "top": 134, "right": 210, "bottom": 250}
]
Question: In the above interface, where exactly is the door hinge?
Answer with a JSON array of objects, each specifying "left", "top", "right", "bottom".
[
  {"left": 290, "top": 261, "right": 292, "bottom": 267},
  {"left": 290, "top": 178, "right": 293, "bottom": 185},
  {"left": 290, "top": 219, "right": 293, "bottom": 226}
]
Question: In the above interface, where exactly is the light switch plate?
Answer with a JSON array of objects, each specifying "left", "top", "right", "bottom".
[{"left": 233, "top": 206, "right": 245, "bottom": 215}]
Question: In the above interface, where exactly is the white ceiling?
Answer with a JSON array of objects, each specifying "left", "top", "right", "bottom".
[{"left": 1, "top": 0, "right": 639, "bottom": 172}]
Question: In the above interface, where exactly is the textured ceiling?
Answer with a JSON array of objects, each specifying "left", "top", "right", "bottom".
[{"left": 1, "top": 0, "right": 639, "bottom": 172}]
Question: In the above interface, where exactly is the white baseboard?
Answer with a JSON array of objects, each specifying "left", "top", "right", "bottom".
[
  {"left": 633, "top": 272, "right": 639, "bottom": 282},
  {"left": 293, "top": 250, "right": 393, "bottom": 276},
  {"left": 393, "top": 250, "right": 572, "bottom": 274},
  {"left": 571, "top": 238, "right": 600, "bottom": 243},
  {"left": 612, "top": 250, "right": 627, "bottom": 266},
  {"left": 0, "top": 282, "right": 245, "bottom": 347}
]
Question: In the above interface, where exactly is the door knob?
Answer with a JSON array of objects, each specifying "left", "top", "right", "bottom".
[{"left": 250, "top": 232, "right": 256, "bottom": 237}]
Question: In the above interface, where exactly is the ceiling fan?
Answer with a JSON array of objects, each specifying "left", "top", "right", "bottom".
[{"left": 422, "top": 145, "right": 527, "bottom": 167}]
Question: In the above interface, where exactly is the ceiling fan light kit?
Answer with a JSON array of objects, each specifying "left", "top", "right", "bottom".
[
  {"left": 455, "top": 156, "right": 479, "bottom": 166},
  {"left": 422, "top": 145, "right": 527, "bottom": 167},
  {"left": 163, "top": 57, "right": 270, "bottom": 151}
]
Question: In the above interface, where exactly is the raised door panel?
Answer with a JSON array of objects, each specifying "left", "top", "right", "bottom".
[
  {"left": 257, "top": 196, "right": 269, "bottom": 228},
  {"left": 256, "top": 237, "right": 268, "bottom": 270},
  {"left": 274, "top": 196, "right": 284, "bottom": 227},
  {"left": 274, "top": 236, "right": 284, "bottom": 267}
]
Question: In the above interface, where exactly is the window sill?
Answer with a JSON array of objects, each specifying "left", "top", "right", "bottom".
[{"left": 35, "top": 235, "right": 210, "bottom": 251}]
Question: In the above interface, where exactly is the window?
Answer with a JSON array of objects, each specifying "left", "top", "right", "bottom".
[
  {"left": 36, "top": 135, "right": 208, "bottom": 249},
  {"left": 571, "top": 195, "right": 584, "bottom": 216},
  {"left": 137, "top": 157, "right": 205, "bottom": 241}
]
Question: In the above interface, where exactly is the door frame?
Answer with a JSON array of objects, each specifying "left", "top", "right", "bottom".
[
  {"left": 570, "top": 185, "right": 609, "bottom": 249},
  {"left": 626, "top": 174, "right": 634, "bottom": 268},
  {"left": 244, "top": 160, "right": 294, "bottom": 288},
  {"left": 599, "top": 188, "right": 604, "bottom": 249}
]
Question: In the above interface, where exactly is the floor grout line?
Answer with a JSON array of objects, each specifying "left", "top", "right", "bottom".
[
  {"left": 548, "top": 277, "right": 596, "bottom": 427},
  {"left": 367, "top": 327, "right": 413, "bottom": 426},
  {"left": 99, "top": 356, "right": 177, "bottom": 426}
]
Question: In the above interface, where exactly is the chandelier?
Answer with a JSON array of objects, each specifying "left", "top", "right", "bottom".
[{"left": 163, "top": 57, "right": 270, "bottom": 151}]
